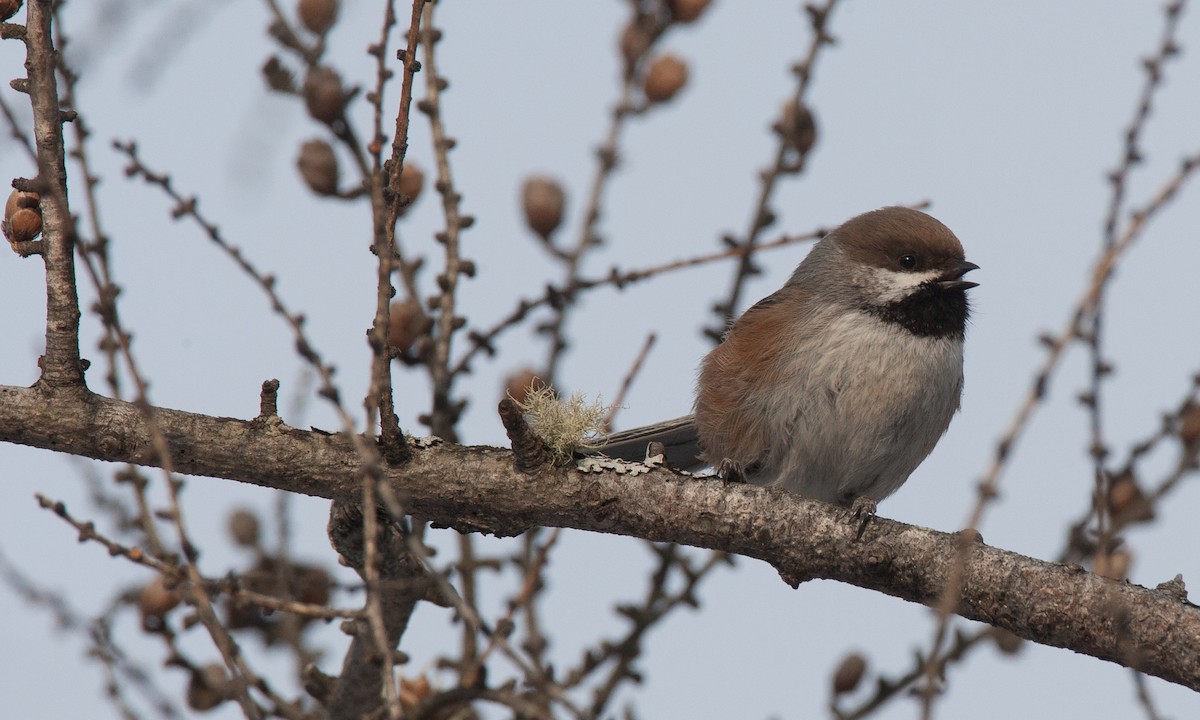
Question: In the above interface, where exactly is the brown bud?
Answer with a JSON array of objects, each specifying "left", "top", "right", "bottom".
[
  {"left": 228, "top": 508, "right": 260, "bottom": 547},
  {"left": 1106, "top": 471, "right": 1146, "bottom": 521},
  {"left": 398, "top": 162, "right": 425, "bottom": 205},
  {"left": 667, "top": 0, "right": 711, "bottom": 23},
  {"left": 297, "top": 0, "right": 338, "bottom": 35},
  {"left": 0, "top": 0, "right": 21, "bottom": 23},
  {"left": 1107, "top": 471, "right": 1154, "bottom": 525},
  {"left": 505, "top": 368, "right": 546, "bottom": 405},
  {"left": 5, "top": 188, "right": 36, "bottom": 217},
  {"left": 399, "top": 675, "right": 432, "bottom": 712},
  {"left": 303, "top": 66, "right": 346, "bottom": 124},
  {"left": 4, "top": 189, "right": 42, "bottom": 243},
  {"left": 1094, "top": 547, "right": 1132, "bottom": 581},
  {"left": 831, "top": 652, "right": 867, "bottom": 695},
  {"left": 187, "top": 663, "right": 230, "bottom": 712},
  {"left": 777, "top": 101, "right": 817, "bottom": 155},
  {"left": 990, "top": 627, "right": 1025, "bottom": 655},
  {"left": 643, "top": 54, "right": 689, "bottom": 104},
  {"left": 138, "top": 575, "right": 182, "bottom": 629},
  {"left": 389, "top": 299, "right": 431, "bottom": 352},
  {"left": 293, "top": 565, "right": 332, "bottom": 606},
  {"left": 7, "top": 209, "right": 42, "bottom": 243},
  {"left": 521, "top": 176, "right": 566, "bottom": 239},
  {"left": 297, "top": 139, "right": 339, "bottom": 196},
  {"left": 1180, "top": 402, "right": 1200, "bottom": 446},
  {"left": 619, "top": 23, "right": 652, "bottom": 69}
]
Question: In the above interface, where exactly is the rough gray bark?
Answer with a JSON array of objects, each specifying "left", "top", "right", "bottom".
[
  {"left": 2, "top": 381, "right": 1198, "bottom": 693},
  {"left": 326, "top": 500, "right": 430, "bottom": 720},
  {"left": 23, "top": 0, "right": 85, "bottom": 389}
]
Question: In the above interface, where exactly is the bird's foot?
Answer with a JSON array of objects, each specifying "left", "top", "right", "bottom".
[
  {"left": 717, "top": 459, "right": 748, "bottom": 483},
  {"left": 849, "top": 496, "right": 877, "bottom": 540}
]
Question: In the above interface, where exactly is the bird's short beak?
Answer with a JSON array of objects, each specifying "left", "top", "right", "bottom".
[{"left": 937, "top": 261, "right": 979, "bottom": 290}]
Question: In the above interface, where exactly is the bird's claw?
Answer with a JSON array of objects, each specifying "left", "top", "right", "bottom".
[{"left": 849, "top": 496, "right": 877, "bottom": 539}]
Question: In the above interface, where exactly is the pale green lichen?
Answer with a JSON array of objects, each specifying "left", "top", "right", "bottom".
[{"left": 513, "top": 384, "right": 610, "bottom": 464}]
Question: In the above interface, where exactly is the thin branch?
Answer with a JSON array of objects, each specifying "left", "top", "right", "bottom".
[
  {"left": 33, "top": 494, "right": 331, "bottom": 720},
  {"left": 709, "top": 0, "right": 840, "bottom": 336},
  {"left": 537, "top": 2, "right": 676, "bottom": 386},
  {"left": 833, "top": 626, "right": 1006, "bottom": 720},
  {"left": 604, "top": 333, "right": 657, "bottom": 432},
  {"left": 407, "top": 686, "right": 556, "bottom": 720},
  {"left": 400, "top": 532, "right": 587, "bottom": 720},
  {"left": 366, "top": 0, "right": 425, "bottom": 462},
  {"left": 262, "top": 0, "right": 323, "bottom": 68},
  {"left": 1132, "top": 669, "right": 1167, "bottom": 720},
  {"left": 111, "top": 141, "right": 412, "bottom": 718},
  {"left": 455, "top": 199, "right": 928, "bottom": 377},
  {"left": 919, "top": 145, "right": 1200, "bottom": 714},
  {"left": 111, "top": 141, "right": 382, "bottom": 454},
  {"left": 573, "top": 545, "right": 728, "bottom": 717},
  {"left": 415, "top": 2, "right": 470, "bottom": 440},
  {"left": 0, "top": 91, "right": 36, "bottom": 160},
  {"left": 0, "top": 548, "right": 187, "bottom": 719},
  {"left": 921, "top": 2, "right": 1198, "bottom": 699},
  {"left": 27, "top": 10, "right": 283, "bottom": 717},
  {"left": 457, "top": 527, "right": 563, "bottom": 710},
  {"left": 1058, "top": 375, "right": 1200, "bottom": 564},
  {"left": 453, "top": 220, "right": 842, "bottom": 377},
  {"left": 51, "top": 4, "right": 171, "bottom": 560},
  {"left": 1077, "top": 0, "right": 1187, "bottom": 645}
]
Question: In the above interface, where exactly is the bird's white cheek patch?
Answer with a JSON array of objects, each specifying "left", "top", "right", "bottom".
[{"left": 870, "top": 267, "right": 942, "bottom": 303}]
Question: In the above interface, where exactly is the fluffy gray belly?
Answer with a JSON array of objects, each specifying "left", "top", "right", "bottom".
[{"left": 747, "top": 312, "right": 964, "bottom": 504}]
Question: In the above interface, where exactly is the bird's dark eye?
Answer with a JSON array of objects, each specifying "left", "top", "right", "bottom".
[{"left": 898, "top": 254, "right": 917, "bottom": 269}]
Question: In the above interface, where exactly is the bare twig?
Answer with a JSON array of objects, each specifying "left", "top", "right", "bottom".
[
  {"left": 402, "top": 533, "right": 587, "bottom": 719},
  {"left": 25, "top": 10, "right": 285, "bottom": 717},
  {"left": 1078, "top": 0, "right": 1186, "bottom": 625},
  {"left": 921, "top": 3, "right": 1197, "bottom": 709},
  {"left": 412, "top": 2, "right": 473, "bottom": 440},
  {"left": 407, "top": 686, "right": 556, "bottom": 720},
  {"left": 1058, "top": 375, "right": 1200, "bottom": 564},
  {"left": 709, "top": 0, "right": 840, "bottom": 337},
  {"left": 537, "top": 2, "right": 678, "bottom": 386},
  {"left": 1132, "top": 669, "right": 1167, "bottom": 720},
  {"left": 50, "top": 4, "right": 172, "bottom": 561},
  {"left": 456, "top": 200, "right": 928, "bottom": 377},
  {"left": 453, "top": 221, "right": 846, "bottom": 377},
  {"left": 365, "top": 0, "right": 426, "bottom": 464},
  {"left": 455, "top": 527, "right": 563, "bottom": 716},
  {"left": 111, "top": 142, "right": 381, "bottom": 452},
  {"left": 33, "top": 494, "right": 338, "bottom": 719},
  {"left": 561, "top": 543, "right": 730, "bottom": 716},
  {"left": 921, "top": 145, "right": 1200, "bottom": 716},
  {"left": 262, "top": 0, "right": 323, "bottom": 69},
  {"left": 604, "top": 333, "right": 657, "bottom": 432},
  {"left": 833, "top": 627, "right": 1006, "bottom": 720},
  {"left": 0, "top": 92, "right": 36, "bottom": 160},
  {"left": 0, "top": 548, "right": 187, "bottom": 719}
]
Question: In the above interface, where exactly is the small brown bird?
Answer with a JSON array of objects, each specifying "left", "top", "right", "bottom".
[{"left": 590, "top": 206, "right": 978, "bottom": 509}]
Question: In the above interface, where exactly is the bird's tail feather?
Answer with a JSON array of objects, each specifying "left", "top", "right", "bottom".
[{"left": 578, "top": 415, "right": 706, "bottom": 471}]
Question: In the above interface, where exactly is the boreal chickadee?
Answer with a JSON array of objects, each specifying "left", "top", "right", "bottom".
[{"left": 590, "top": 206, "right": 978, "bottom": 512}]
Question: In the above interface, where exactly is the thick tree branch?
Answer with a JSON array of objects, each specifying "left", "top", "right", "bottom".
[{"left": 1, "top": 383, "right": 1198, "bottom": 693}]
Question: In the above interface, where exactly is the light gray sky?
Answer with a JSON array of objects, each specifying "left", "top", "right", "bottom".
[{"left": 2, "top": 1, "right": 1199, "bottom": 718}]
